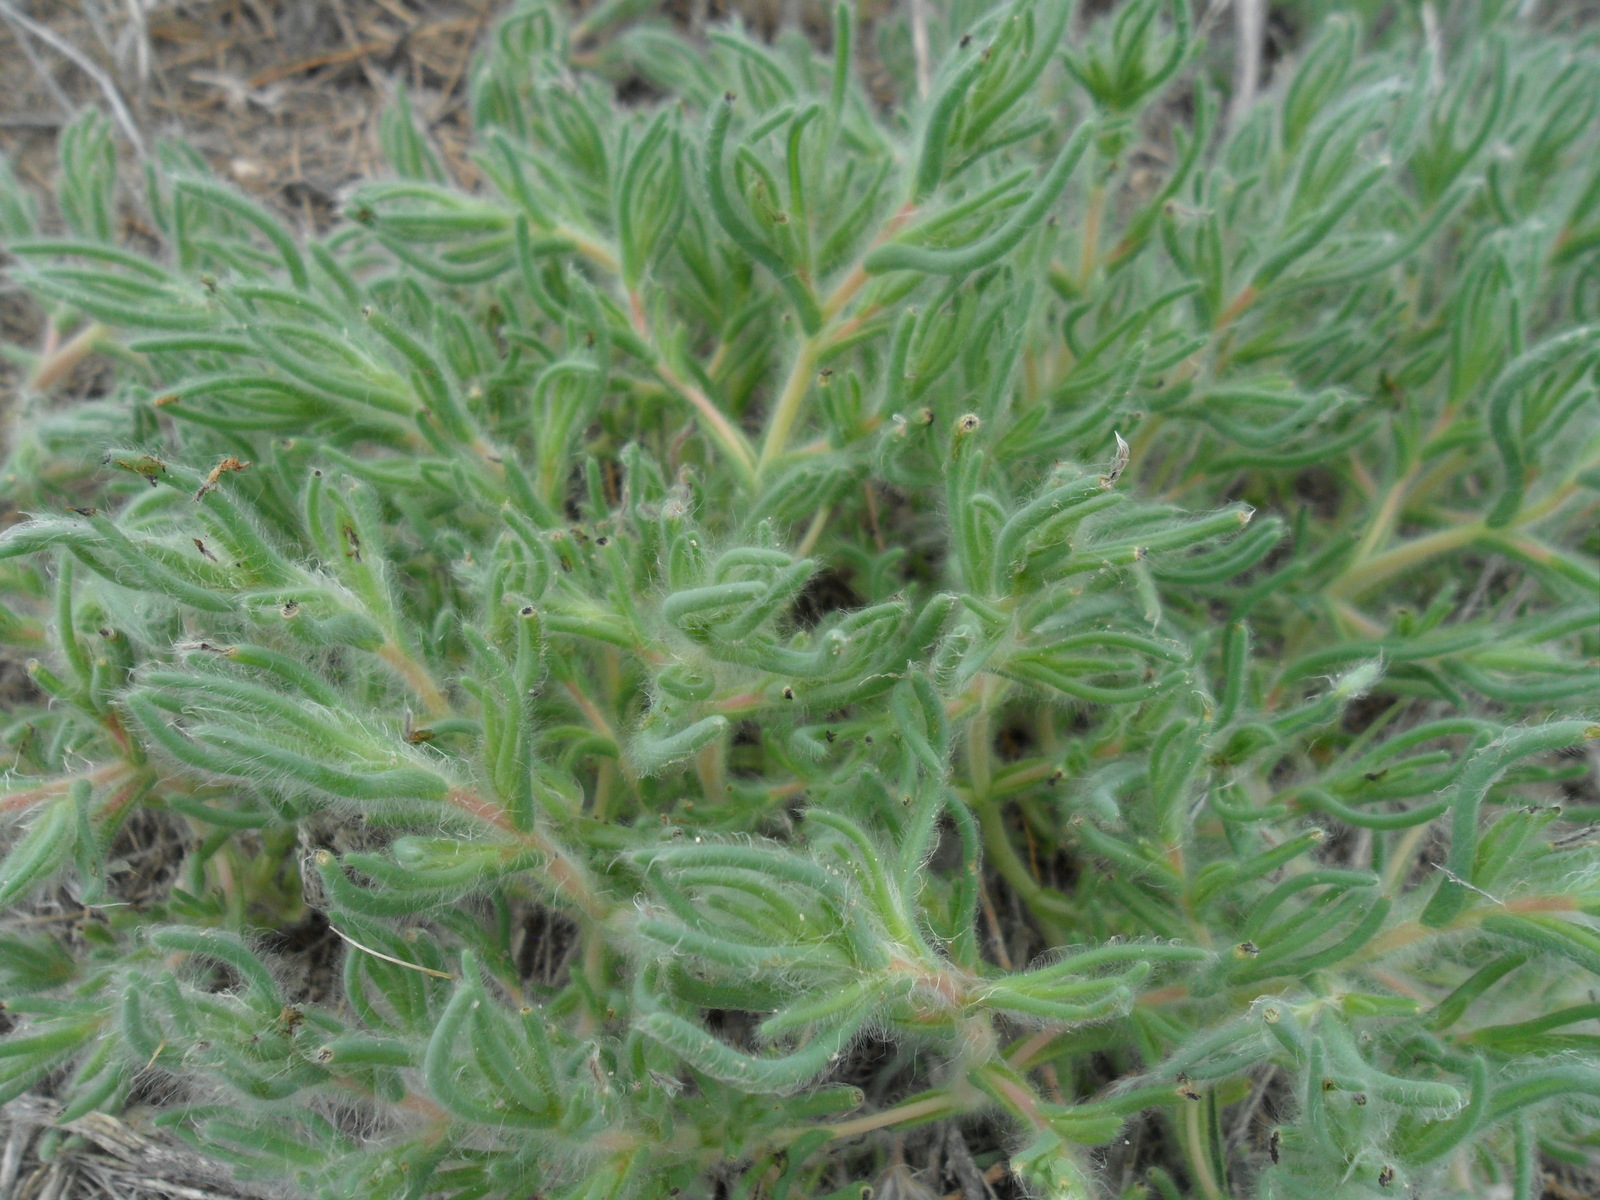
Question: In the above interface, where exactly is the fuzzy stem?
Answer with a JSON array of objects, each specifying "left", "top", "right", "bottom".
[
  {"left": 756, "top": 337, "right": 822, "bottom": 477},
  {"left": 2, "top": 763, "right": 132, "bottom": 812},
  {"left": 1328, "top": 520, "right": 1486, "bottom": 600},
  {"left": 975, "top": 1064, "right": 1051, "bottom": 1132},
  {"left": 28, "top": 321, "right": 108, "bottom": 392},
  {"left": 652, "top": 356, "right": 759, "bottom": 478},
  {"left": 755, "top": 204, "right": 915, "bottom": 476},
  {"left": 1182, "top": 1091, "right": 1224, "bottom": 1200},
  {"left": 628, "top": 289, "right": 758, "bottom": 478},
  {"left": 377, "top": 642, "right": 449, "bottom": 718},
  {"left": 1078, "top": 183, "right": 1105, "bottom": 289},
  {"left": 444, "top": 786, "right": 610, "bottom": 921},
  {"left": 1360, "top": 894, "right": 1577, "bottom": 961},
  {"left": 820, "top": 1092, "right": 958, "bottom": 1139},
  {"left": 1350, "top": 460, "right": 1423, "bottom": 566}
]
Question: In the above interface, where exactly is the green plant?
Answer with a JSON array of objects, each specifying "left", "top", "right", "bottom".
[{"left": 2, "top": 1, "right": 1599, "bottom": 1197}]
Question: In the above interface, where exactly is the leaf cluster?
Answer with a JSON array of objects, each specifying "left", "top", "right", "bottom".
[{"left": 2, "top": 1, "right": 1599, "bottom": 1198}]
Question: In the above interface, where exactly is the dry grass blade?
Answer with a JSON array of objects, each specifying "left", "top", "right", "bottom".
[
  {"left": 0, "top": 1, "right": 145, "bottom": 155},
  {"left": 327, "top": 921, "right": 456, "bottom": 978},
  {"left": 0, "top": 1096, "right": 299, "bottom": 1200}
]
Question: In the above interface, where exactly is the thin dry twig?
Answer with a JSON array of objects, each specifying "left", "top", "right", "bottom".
[
  {"left": 0, "top": 1096, "right": 292, "bottom": 1200},
  {"left": 0, "top": 0, "right": 146, "bottom": 156},
  {"left": 909, "top": 0, "right": 931, "bottom": 101},
  {"left": 1226, "top": 1065, "right": 1278, "bottom": 1152},
  {"left": 326, "top": 0, "right": 392, "bottom": 96},
  {"left": 977, "top": 878, "right": 1014, "bottom": 971},
  {"left": 119, "top": 0, "right": 151, "bottom": 104},
  {"left": 1229, "top": 0, "right": 1263, "bottom": 128},
  {"left": 327, "top": 921, "right": 456, "bottom": 979},
  {"left": 938, "top": 1160, "right": 1007, "bottom": 1200},
  {"left": 431, "top": 0, "right": 493, "bottom": 122},
  {"left": 247, "top": 15, "right": 481, "bottom": 88},
  {"left": 1421, "top": 1, "right": 1445, "bottom": 92},
  {"left": 6, "top": 17, "right": 76, "bottom": 118}
]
